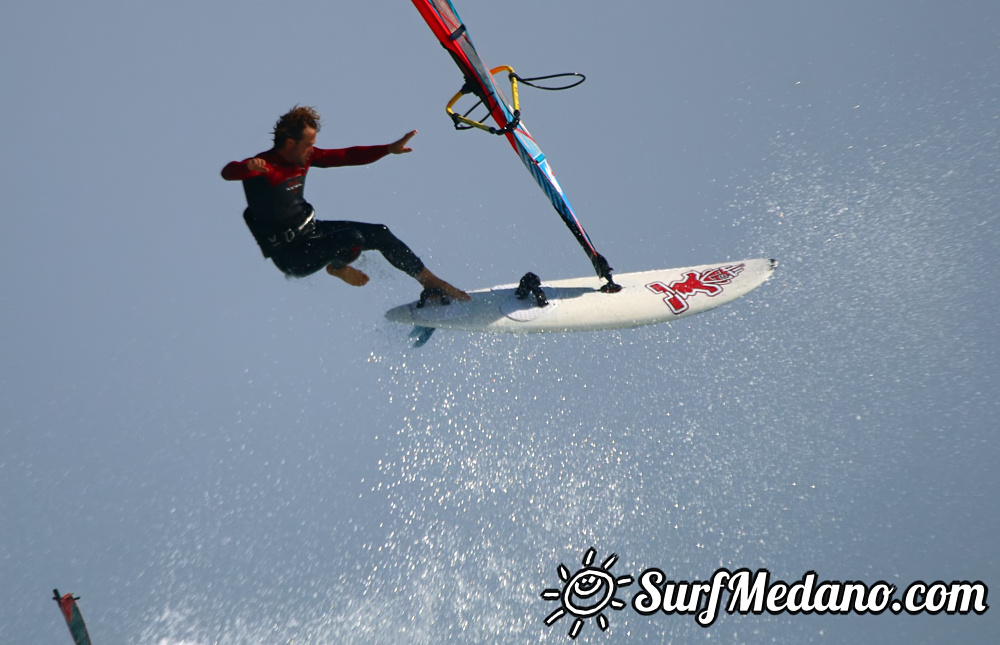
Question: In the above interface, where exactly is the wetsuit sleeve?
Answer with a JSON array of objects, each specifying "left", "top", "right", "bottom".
[
  {"left": 310, "top": 145, "right": 391, "bottom": 168},
  {"left": 221, "top": 159, "right": 266, "bottom": 181}
]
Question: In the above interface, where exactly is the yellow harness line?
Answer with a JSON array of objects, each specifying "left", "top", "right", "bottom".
[{"left": 445, "top": 65, "right": 519, "bottom": 132}]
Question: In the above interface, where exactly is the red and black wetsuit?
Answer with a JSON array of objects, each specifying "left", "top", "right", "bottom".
[{"left": 222, "top": 146, "right": 425, "bottom": 278}]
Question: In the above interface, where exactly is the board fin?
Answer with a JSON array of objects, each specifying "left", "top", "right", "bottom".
[{"left": 410, "top": 326, "right": 437, "bottom": 347}]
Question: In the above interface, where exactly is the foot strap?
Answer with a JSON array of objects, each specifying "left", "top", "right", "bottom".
[
  {"left": 515, "top": 272, "right": 548, "bottom": 307},
  {"left": 416, "top": 287, "right": 450, "bottom": 308}
]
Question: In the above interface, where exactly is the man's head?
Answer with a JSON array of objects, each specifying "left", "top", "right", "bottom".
[{"left": 273, "top": 106, "right": 321, "bottom": 165}]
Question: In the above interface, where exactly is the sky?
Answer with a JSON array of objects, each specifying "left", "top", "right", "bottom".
[{"left": 1, "top": 1, "right": 998, "bottom": 643}]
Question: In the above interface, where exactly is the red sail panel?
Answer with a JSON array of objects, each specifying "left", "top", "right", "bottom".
[{"left": 53, "top": 590, "right": 93, "bottom": 645}]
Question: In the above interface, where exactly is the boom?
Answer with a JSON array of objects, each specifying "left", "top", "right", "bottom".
[{"left": 411, "top": 0, "right": 620, "bottom": 291}]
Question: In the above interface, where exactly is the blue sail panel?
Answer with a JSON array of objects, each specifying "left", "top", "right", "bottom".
[{"left": 412, "top": 0, "right": 614, "bottom": 283}]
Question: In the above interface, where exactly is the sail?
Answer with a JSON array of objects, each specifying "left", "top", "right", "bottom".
[
  {"left": 411, "top": 0, "right": 618, "bottom": 289},
  {"left": 53, "top": 590, "right": 93, "bottom": 645}
]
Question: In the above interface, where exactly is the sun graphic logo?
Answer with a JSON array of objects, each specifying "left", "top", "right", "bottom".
[{"left": 540, "top": 547, "right": 634, "bottom": 639}]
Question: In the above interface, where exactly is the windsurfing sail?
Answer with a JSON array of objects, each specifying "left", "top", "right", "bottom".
[
  {"left": 53, "top": 589, "right": 93, "bottom": 645},
  {"left": 410, "top": 0, "right": 621, "bottom": 292}
]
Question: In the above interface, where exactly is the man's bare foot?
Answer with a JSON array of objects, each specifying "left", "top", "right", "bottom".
[
  {"left": 327, "top": 264, "right": 370, "bottom": 287},
  {"left": 416, "top": 268, "right": 471, "bottom": 301}
]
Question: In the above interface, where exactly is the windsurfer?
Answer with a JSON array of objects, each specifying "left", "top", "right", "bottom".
[{"left": 222, "top": 105, "right": 469, "bottom": 301}]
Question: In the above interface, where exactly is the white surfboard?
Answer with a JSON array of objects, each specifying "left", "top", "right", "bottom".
[{"left": 385, "top": 259, "right": 777, "bottom": 335}]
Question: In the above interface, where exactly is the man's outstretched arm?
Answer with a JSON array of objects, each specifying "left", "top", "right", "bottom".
[{"left": 311, "top": 130, "right": 419, "bottom": 168}]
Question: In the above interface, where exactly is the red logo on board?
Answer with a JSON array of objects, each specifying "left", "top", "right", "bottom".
[{"left": 646, "top": 264, "right": 745, "bottom": 314}]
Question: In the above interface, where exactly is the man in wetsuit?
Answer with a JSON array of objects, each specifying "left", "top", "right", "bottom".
[{"left": 222, "top": 106, "right": 469, "bottom": 301}]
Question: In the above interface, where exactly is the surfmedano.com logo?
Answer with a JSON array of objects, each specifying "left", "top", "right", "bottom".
[
  {"left": 540, "top": 548, "right": 634, "bottom": 639},
  {"left": 540, "top": 548, "right": 989, "bottom": 638}
]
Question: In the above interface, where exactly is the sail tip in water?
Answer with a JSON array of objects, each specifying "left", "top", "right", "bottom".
[{"left": 53, "top": 589, "right": 94, "bottom": 645}]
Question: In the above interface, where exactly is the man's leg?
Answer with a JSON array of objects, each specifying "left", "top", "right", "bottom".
[{"left": 324, "top": 221, "right": 469, "bottom": 300}]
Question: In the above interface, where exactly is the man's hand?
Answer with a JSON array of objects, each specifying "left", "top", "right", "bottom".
[
  {"left": 246, "top": 157, "right": 269, "bottom": 173},
  {"left": 388, "top": 130, "right": 417, "bottom": 155}
]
